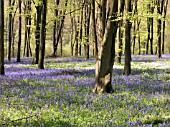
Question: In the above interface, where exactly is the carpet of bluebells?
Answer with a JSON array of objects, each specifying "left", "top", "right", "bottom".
[{"left": 0, "top": 54, "right": 170, "bottom": 126}]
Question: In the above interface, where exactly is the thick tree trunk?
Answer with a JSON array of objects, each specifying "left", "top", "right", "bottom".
[
  {"left": 0, "top": 0, "right": 5, "bottom": 75},
  {"left": 94, "top": 0, "right": 118, "bottom": 94},
  {"left": 124, "top": 0, "right": 132, "bottom": 76},
  {"left": 38, "top": 0, "right": 47, "bottom": 69}
]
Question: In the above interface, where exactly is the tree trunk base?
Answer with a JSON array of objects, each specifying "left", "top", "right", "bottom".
[{"left": 93, "top": 83, "right": 113, "bottom": 94}]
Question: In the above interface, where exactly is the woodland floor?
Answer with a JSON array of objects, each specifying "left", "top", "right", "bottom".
[{"left": 0, "top": 54, "right": 170, "bottom": 126}]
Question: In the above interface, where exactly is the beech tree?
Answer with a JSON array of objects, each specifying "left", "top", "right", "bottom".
[
  {"left": 124, "top": 0, "right": 132, "bottom": 75},
  {"left": 0, "top": 0, "right": 5, "bottom": 75},
  {"left": 17, "top": 0, "right": 22, "bottom": 62},
  {"left": 38, "top": 0, "right": 47, "bottom": 69},
  {"left": 93, "top": 0, "right": 118, "bottom": 94}
]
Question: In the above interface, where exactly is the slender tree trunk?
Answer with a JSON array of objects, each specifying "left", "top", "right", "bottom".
[
  {"left": 162, "top": 0, "right": 168, "bottom": 54},
  {"left": 91, "top": 0, "right": 98, "bottom": 57},
  {"left": 132, "top": 0, "right": 137, "bottom": 55},
  {"left": 124, "top": 0, "right": 132, "bottom": 76},
  {"left": 38, "top": 0, "right": 47, "bottom": 69},
  {"left": 70, "top": 13, "right": 74, "bottom": 56},
  {"left": 53, "top": 0, "right": 60, "bottom": 57},
  {"left": 79, "top": 2, "right": 84, "bottom": 56},
  {"left": 34, "top": 6, "right": 42, "bottom": 64},
  {"left": 117, "top": 0, "right": 125, "bottom": 64},
  {"left": 74, "top": 16, "right": 79, "bottom": 57},
  {"left": 137, "top": 18, "right": 141, "bottom": 55},
  {"left": 94, "top": 0, "right": 118, "bottom": 94},
  {"left": 156, "top": 0, "right": 164, "bottom": 58},
  {"left": 54, "top": 0, "right": 68, "bottom": 57},
  {"left": 150, "top": 1, "right": 154, "bottom": 54},
  {"left": 0, "top": 0, "right": 5, "bottom": 75},
  {"left": 84, "top": 2, "right": 91, "bottom": 59},
  {"left": 8, "top": 0, "right": 12, "bottom": 61},
  {"left": 146, "top": 4, "right": 151, "bottom": 55}
]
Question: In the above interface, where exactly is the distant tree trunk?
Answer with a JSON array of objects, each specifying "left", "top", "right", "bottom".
[
  {"left": 74, "top": 16, "right": 79, "bottom": 57},
  {"left": 8, "top": 0, "right": 12, "bottom": 61},
  {"left": 132, "top": 0, "right": 137, "bottom": 55},
  {"left": 17, "top": 0, "right": 22, "bottom": 62},
  {"left": 54, "top": 0, "right": 68, "bottom": 57},
  {"left": 137, "top": 17, "right": 141, "bottom": 55},
  {"left": 124, "top": 0, "right": 132, "bottom": 76},
  {"left": 70, "top": 12, "right": 74, "bottom": 56},
  {"left": 27, "top": 0, "right": 32, "bottom": 57},
  {"left": 79, "top": 2, "right": 84, "bottom": 56},
  {"left": 94, "top": 0, "right": 118, "bottom": 94},
  {"left": 146, "top": 4, "right": 151, "bottom": 55},
  {"left": 23, "top": 0, "right": 32, "bottom": 57},
  {"left": 91, "top": 0, "right": 98, "bottom": 57},
  {"left": 84, "top": 2, "right": 91, "bottom": 59},
  {"left": 53, "top": 0, "right": 60, "bottom": 57},
  {"left": 0, "top": 0, "right": 5, "bottom": 75},
  {"left": 156, "top": 0, "right": 164, "bottom": 58},
  {"left": 38, "top": 0, "right": 47, "bottom": 69},
  {"left": 117, "top": 0, "right": 125, "bottom": 64},
  {"left": 34, "top": 5, "right": 42, "bottom": 64},
  {"left": 162, "top": 0, "right": 168, "bottom": 54},
  {"left": 150, "top": 1, "right": 154, "bottom": 54}
]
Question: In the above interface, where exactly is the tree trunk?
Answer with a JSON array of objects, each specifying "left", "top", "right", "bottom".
[
  {"left": 79, "top": 2, "right": 84, "bottom": 57},
  {"left": 137, "top": 17, "right": 141, "bottom": 55},
  {"left": 8, "top": 0, "right": 12, "bottom": 61},
  {"left": 54, "top": 0, "right": 68, "bottom": 57},
  {"left": 156, "top": 0, "right": 164, "bottom": 58},
  {"left": 94, "top": 0, "right": 118, "bottom": 94},
  {"left": 53, "top": 0, "right": 60, "bottom": 57},
  {"left": 162, "top": 0, "right": 168, "bottom": 54},
  {"left": 124, "top": 0, "right": 132, "bottom": 76},
  {"left": 91, "top": 0, "right": 98, "bottom": 57},
  {"left": 0, "top": 0, "right": 5, "bottom": 75},
  {"left": 34, "top": 6, "right": 42, "bottom": 64},
  {"left": 38, "top": 0, "right": 47, "bottom": 69},
  {"left": 150, "top": 1, "right": 154, "bottom": 54},
  {"left": 116, "top": 0, "right": 125, "bottom": 64},
  {"left": 146, "top": 4, "right": 151, "bottom": 55}
]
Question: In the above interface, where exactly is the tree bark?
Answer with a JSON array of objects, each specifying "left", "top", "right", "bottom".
[
  {"left": 156, "top": 0, "right": 164, "bottom": 58},
  {"left": 124, "top": 0, "right": 132, "bottom": 76},
  {"left": 8, "top": 0, "right": 12, "bottom": 61},
  {"left": 0, "top": 0, "right": 5, "bottom": 75},
  {"left": 162, "top": 0, "right": 168, "bottom": 54},
  {"left": 17, "top": 0, "right": 22, "bottom": 62},
  {"left": 34, "top": 5, "right": 42, "bottom": 64},
  {"left": 116, "top": 0, "right": 125, "bottom": 64},
  {"left": 54, "top": 0, "right": 68, "bottom": 57},
  {"left": 38, "top": 0, "right": 47, "bottom": 69},
  {"left": 53, "top": 0, "right": 60, "bottom": 57},
  {"left": 91, "top": 0, "right": 98, "bottom": 57},
  {"left": 94, "top": 0, "right": 118, "bottom": 94}
]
